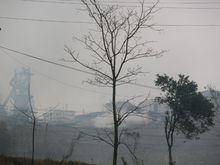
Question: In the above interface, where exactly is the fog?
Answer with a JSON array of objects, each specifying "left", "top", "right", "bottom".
[
  {"left": 0, "top": 0, "right": 220, "bottom": 165},
  {"left": 0, "top": 0, "right": 220, "bottom": 112}
]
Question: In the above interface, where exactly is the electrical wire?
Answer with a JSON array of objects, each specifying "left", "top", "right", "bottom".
[
  {"left": 1, "top": 16, "right": 220, "bottom": 27},
  {"left": 1, "top": 49, "right": 114, "bottom": 96},
  {"left": 0, "top": 45, "right": 160, "bottom": 90},
  {"left": 21, "top": 0, "right": 220, "bottom": 10},
  {"left": 0, "top": 45, "right": 95, "bottom": 75}
]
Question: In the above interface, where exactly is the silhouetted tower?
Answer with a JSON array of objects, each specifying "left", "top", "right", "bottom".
[{"left": 4, "top": 68, "right": 34, "bottom": 121}]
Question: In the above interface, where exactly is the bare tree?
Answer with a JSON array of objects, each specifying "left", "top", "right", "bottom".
[
  {"left": 12, "top": 82, "right": 35, "bottom": 165},
  {"left": 81, "top": 126, "right": 142, "bottom": 165},
  {"left": 12, "top": 82, "right": 57, "bottom": 165},
  {"left": 65, "top": 0, "right": 163, "bottom": 164},
  {"left": 120, "top": 129, "right": 140, "bottom": 165},
  {"left": 59, "top": 133, "right": 83, "bottom": 165}
]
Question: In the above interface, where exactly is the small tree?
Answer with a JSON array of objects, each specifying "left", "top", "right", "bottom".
[
  {"left": 59, "top": 133, "right": 83, "bottom": 165},
  {"left": 155, "top": 74, "right": 215, "bottom": 165},
  {"left": 65, "top": 0, "right": 163, "bottom": 164},
  {"left": 208, "top": 87, "right": 220, "bottom": 137},
  {"left": 13, "top": 82, "right": 57, "bottom": 165},
  {"left": 13, "top": 82, "right": 36, "bottom": 165}
]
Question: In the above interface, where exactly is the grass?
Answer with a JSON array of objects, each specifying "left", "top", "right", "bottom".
[{"left": 0, "top": 155, "right": 93, "bottom": 165}]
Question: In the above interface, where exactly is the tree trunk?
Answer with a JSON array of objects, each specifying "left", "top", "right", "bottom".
[
  {"left": 121, "top": 157, "right": 127, "bottom": 165},
  {"left": 168, "top": 145, "right": 173, "bottom": 165},
  {"left": 31, "top": 118, "right": 36, "bottom": 165},
  {"left": 112, "top": 79, "right": 118, "bottom": 165}
]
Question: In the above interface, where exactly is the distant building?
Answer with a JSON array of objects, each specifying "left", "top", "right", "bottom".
[
  {"left": 43, "top": 110, "right": 75, "bottom": 123},
  {"left": 146, "top": 99, "right": 168, "bottom": 123}
]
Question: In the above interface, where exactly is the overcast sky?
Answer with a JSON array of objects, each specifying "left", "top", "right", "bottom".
[{"left": 0, "top": 0, "right": 220, "bottom": 113}]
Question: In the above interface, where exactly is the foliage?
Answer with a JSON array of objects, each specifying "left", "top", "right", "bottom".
[
  {"left": 155, "top": 74, "right": 215, "bottom": 165},
  {"left": 155, "top": 74, "right": 215, "bottom": 138}
]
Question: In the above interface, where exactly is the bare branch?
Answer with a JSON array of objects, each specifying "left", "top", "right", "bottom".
[
  {"left": 103, "top": 128, "right": 114, "bottom": 145},
  {"left": 67, "top": 1, "right": 162, "bottom": 164},
  {"left": 64, "top": 45, "right": 112, "bottom": 81},
  {"left": 80, "top": 130, "right": 114, "bottom": 147},
  {"left": 36, "top": 104, "right": 59, "bottom": 119},
  {"left": 118, "top": 98, "right": 148, "bottom": 126},
  {"left": 11, "top": 101, "right": 33, "bottom": 120},
  {"left": 60, "top": 133, "right": 83, "bottom": 164}
]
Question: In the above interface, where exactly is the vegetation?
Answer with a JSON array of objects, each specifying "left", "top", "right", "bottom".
[
  {"left": 0, "top": 1, "right": 219, "bottom": 165},
  {"left": 0, "top": 122, "right": 11, "bottom": 154},
  {"left": 65, "top": 0, "right": 163, "bottom": 164},
  {"left": 0, "top": 155, "right": 92, "bottom": 165},
  {"left": 155, "top": 74, "right": 215, "bottom": 165}
]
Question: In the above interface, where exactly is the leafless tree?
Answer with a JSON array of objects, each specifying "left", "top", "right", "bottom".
[
  {"left": 121, "top": 157, "right": 127, "bottom": 165},
  {"left": 59, "top": 133, "right": 83, "bottom": 165},
  {"left": 65, "top": 0, "right": 163, "bottom": 164},
  {"left": 12, "top": 82, "right": 35, "bottom": 165},
  {"left": 12, "top": 82, "right": 57, "bottom": 165},
  {"left": 120, "top": 129, "right": 140, "bottom": 165}
]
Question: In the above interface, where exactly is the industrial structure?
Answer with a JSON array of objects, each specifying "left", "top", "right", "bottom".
[{"left": 2, "top": 68, "right": 33, "bottom": 122}]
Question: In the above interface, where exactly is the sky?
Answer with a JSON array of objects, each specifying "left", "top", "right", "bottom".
[{"left": 0, "top": 0, "right": 220, "bottom": 113}]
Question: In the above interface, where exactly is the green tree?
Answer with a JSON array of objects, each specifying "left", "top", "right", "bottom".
[{"left": 155, "top": 74, "right": 215, "bottom": 165}]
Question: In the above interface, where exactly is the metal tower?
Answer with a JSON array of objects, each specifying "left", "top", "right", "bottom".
[{"left": 4, "top": 67, "right": 33, "bottom": 119}]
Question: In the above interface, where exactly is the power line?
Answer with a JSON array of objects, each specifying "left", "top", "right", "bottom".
[
  {"left": 97, "top": 0, "right": 220, "bottom": 4},
  {"left": 136, "top": 6, "right": 217, "bottom": 9},
  {"left": 113, "top": 1, "right": 220, "bottom": 5},
  {"left": 1, "top": 16, "right": 220, "bottom": 27},
  {"left": 0, "top": 45, "right": 94, "bottom": 75},
  {"left": 0, "top": 45, "right": 159, "bottom": 90},
  {"left": 41, "top": 0, "right": 220, "bottom": 3},
  {"left": 0, "top": 16, "right": 93, "bottom": 24},
  {"left": 22, "top": 0, "right": 220, "bottom": 6},
  {"left": 146, "top": 24, "right": 220, "bottom": 27},
  {"left": 129, "top": 82, "right": 159, "bottom": 90},
  {"left": 21, "top": 0, "right": 220, "bottom": 10},
  {"left": 1, "top": 49, "right": 114, "bottom": 96}
]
